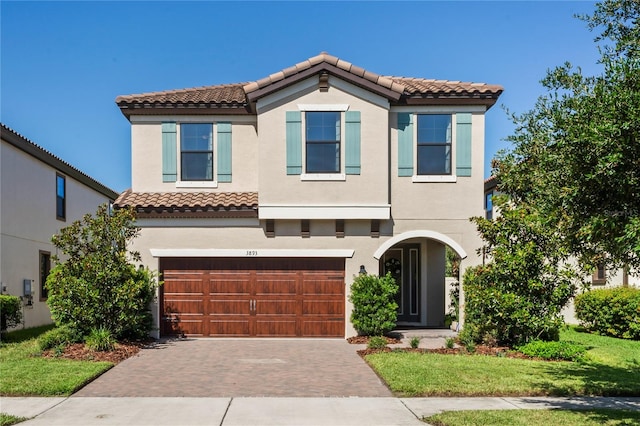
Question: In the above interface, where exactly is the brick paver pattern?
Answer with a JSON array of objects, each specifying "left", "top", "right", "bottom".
[{"left": 75, "top": 339, "right": 391, "bottom": 397}]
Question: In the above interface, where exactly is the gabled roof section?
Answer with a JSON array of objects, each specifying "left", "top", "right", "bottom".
[
  {"left": 115, "top": 52, "right": 503, "bottom": 119},
  {"left": 242, "top": 52, "right": 406, "bottom": 105},
  {"left": 1, "top": 123, "right": 119, "bottom": 200}
]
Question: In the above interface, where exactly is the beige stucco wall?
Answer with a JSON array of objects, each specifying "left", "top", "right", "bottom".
[
  {"left": 130, "top": 116, "right": 259, "bottom": 193},
  {"left": 1, "top": 141, "right": 114, "bottom": 329},
  {"left": 256, "top": 76, "right": 390, "bottom": 207}
]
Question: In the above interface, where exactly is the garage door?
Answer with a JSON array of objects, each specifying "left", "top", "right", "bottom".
[{"left": 160, "top": 258, "right": 345, "bottom": 337}]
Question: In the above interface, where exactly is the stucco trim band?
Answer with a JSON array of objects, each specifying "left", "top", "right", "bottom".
[
  {"left": 150, "top": 248, "right": 355, "bottom": 258},
  {"left": 373, "top": 230, "right": 467, "bottom": 260}
]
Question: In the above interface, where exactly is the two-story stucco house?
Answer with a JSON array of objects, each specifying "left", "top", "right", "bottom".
[
  {"left": 114, "top": 53, "right": 503, "bottom": 338},
  {"left": 1, "top": 124, "right": 119, "bottom": 329}
]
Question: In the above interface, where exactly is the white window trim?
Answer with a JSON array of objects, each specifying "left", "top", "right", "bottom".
[
  {"left": 176, "top": 122, "right": 217, "bottom": 187},
  {"left": 412, "top": 175, "right": 457, "bottom": 183},
  {"left": 412, "top": 112, "right": 456, "bottom": 182},
  {"left": 300, "top": 173, "right": 346, "bottom": 181}
]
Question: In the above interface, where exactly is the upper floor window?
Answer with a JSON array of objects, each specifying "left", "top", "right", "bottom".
[
  {"left": 305, "top": 111, "right": 341, "bottom": 173},
  {"left": 180, "top": 123, "right": 213, "bottom": 181},
  {"left": 417, "top": 114, "right": 452, "bottom": 175},
  {"left": 56, "top": 174, "right": 66, "bottom": 220},
  {"left": 485, "top": 191, "right": 494, "bottom": 220}
]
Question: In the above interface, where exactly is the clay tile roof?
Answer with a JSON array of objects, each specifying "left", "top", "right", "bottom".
[
  {"left": 116, "top": 52, "right": 503, "bottom": 117},
  {"left": 115, "top": 83, "right": 248, "bottom": 105},
  {"left": 114, "top": 190, "right": 258, "bottom": 217},
  {"left": 387, "top": 77, "right": 503, "bottom": 96}
]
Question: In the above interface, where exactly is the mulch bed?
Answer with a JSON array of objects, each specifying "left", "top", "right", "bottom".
[
  {"left": 347, "top": 335, "right": 402, "bottom": 345},
  {"left": 357, "top": 345, "right": 537, "bottom": 359},
  {"left": 41, "top": 341, "right": 151, "bottom": 363}
]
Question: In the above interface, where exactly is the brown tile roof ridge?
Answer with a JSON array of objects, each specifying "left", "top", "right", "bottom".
[{"left": 243, "top": 52, "right": 406, "bottom": 95}]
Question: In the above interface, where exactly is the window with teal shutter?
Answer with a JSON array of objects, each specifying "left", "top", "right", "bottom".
[
  {"left": 217, "top": 122, "right": 232, "bottom": 182},
  {"left": 286, "top": 111, "right": 302, "bottom": 175},
  {"left": 162, "top": 122, "right": 177, "bottom": 182},
  {"left": 345, "top": 111, "right": 361, "bottom": 175},
  {"left": 397, "top": 113, "right": 413, "bottom": 176},
  {"left": 456, "top": 113, "right": 472, "bottom": 176}
]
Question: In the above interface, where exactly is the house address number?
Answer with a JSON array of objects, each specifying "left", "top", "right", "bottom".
[{"left": 245, "top": 250, "right": 258, "bottom": 256}]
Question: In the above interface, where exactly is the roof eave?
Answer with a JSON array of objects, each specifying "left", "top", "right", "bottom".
[{"left": 117, "top": 102, "right": 252, "bottom": 120}]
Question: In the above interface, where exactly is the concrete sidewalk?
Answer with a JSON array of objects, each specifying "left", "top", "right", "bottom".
[{"left": 2, "top": 396, "right": 639, "bottom": 426}]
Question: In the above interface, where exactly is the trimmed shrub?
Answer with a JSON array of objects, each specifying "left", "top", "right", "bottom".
[
  {"left": 349, "top": 272, "right": 398, "bottom": 336},
  {"left": 368, "top": 336, "right": 388, "bottom": 350},
  {"left": 85, "top": 327, "right": 116, "bottom": 352},
  {"left": 409, "top": 337, "right": 421, "bottom": 349},
  {"left": 0, "top": 295, "right": 22, "bottom": 335},
  {"left": 38, "top": 325, "right": 82, "bottom": 351},
  {"left": 517, "top": 340, "right": 587, "bottom": 361},
  {"left": 575, "top": 287, "right": 640, "bottom": 340}
]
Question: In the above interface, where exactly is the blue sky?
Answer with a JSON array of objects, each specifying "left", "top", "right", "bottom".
[{"left": 1, "top": 1, "right": 602, "bottom": 193}]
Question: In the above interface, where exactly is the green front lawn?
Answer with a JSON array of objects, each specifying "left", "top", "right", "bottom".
[
  {"left": 425, "top": 409, "right": 640, "bottom": 426},
  {"left": 365, "top": 327, "right": 640, "bottom": 397},
  {"left": 0, "top": 413, "right": 28, "bottom": 426},
  {"left": 0, "top": 327, "right": 112, "bottom": 396}
]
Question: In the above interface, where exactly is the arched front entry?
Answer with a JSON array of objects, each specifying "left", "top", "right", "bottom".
[{"left": 374, "top": 230, "right": 466, "bottom": 327}]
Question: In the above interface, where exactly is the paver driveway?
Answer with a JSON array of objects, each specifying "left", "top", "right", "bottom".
[{"left": 75, "top": 339, "right": 391, "bottom": 397}]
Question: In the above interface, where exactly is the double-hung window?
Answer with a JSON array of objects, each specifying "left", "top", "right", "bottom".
[
  {"left": 305, "top": 111, "right": 341, "bottom": 174},
  {"left": 56, "top": 174, "right": 66, "bottom": 220},
  {"left": 180, "top": 123, "right": 213, "bottom": 181},
  {"left": 417, "top": 114, "right": 452, "bottom": 175}
]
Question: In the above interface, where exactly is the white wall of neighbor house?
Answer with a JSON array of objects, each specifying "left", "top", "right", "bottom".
[{"left": 1, "top": 141, "right": 114, "bottom": 329}]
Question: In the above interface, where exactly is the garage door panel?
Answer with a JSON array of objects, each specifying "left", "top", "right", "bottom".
[
  {"left": 303, "top": 300, "right": 343, "bottom": 315},
  {"left": 164, "top": 298, "right": 204, "bottom": 315},
  {"left": 301, "top": 320, "right": 343, "bottom": 337},
  {"left": 208, "top": 278, "right": 251, "bottom": 295},
  {"left": 302, "top": 280, "right": 345, "bottom": 296},
  {"left": 254, "top": 278, "right": 297, "bottom": 296},
  {"left": 256, "top": 300, "right": 298, "bottom": 316},
  {"left": 164, "top": 278, "right": 204, "bottom": 295},
  {"left": 208, "top": 320, "right": 251, "bottom": 337},
  {"left": 166, "top": 318, "right": 205, "bottom": 337},
  {"left": 255, "top": 320, "right": 297, "bottom": 337},
  {"left": 208, "top": 299, "right": 251, "bottom": 315}
]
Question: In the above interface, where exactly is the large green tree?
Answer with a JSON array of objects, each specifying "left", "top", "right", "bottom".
[
  {"left": 496, "top": 0, "right": 640, "bottom": 275},
  {"left": 46, "top": 204, "right": 158, "bottom": 340}
]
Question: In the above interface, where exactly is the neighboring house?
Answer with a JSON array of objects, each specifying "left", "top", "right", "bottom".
[
  {"left": 483, "top": 175, "right": 638, "bottom": 323},
  {"left": 0, "top": 124, "right": 119, "bottom": 329},
  {"left": 114, "top": 52, "right": 503, "bottom": 338}
]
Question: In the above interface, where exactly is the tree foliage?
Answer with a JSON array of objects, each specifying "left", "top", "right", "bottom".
[
  {"left": 462, "top": 197, "right": 578, "bottom": 346},
  {"left": 495, "top": 0, "right": 640, "bottom": 274},
  {"left": 46, "top": 204, "right": 158, "bottom": 340},
  {"left": 349, "top": 273, "right": 398, "bottom": 336}
]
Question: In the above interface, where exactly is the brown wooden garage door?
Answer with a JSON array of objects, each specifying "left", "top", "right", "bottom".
[{"left": 160, "top": 258, "right": 345, "bottom": 338}]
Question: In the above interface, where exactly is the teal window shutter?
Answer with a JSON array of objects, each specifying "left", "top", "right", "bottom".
[
  {"left": 161, "top": 122, "right": 177, "bottom": 182},
  {"left": 397, "top": 113, "right": 413, "bottom": 177},
  {"left": 217, "top": 122, "right": 232, "bottom": 182},
  {"left": 456, "top": 113, "right": 472, "bottom": 177},
  {"left": 345, "top": 111, "right": 361, "bottom": 175},
  {"left": 286, "top": 111, "right": 302, "bottom": 175}
]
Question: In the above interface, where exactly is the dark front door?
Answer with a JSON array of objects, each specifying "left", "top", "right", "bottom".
[{"left": 381, "top": 244, "right": 420, "bottom": 323}]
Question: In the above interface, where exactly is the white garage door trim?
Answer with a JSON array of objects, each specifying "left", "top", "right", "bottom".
[{"left": 150, "top": 248, "right": 355, "bottom": 258}]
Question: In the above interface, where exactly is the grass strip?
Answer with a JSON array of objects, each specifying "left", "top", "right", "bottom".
[
  {"left": 0, "top": 413, "right": 28, "bottom": 426},
  {"left": 425, "top": 409, "right": 640, "bottom": 426}
]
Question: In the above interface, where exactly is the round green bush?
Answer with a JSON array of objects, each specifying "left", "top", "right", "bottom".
[
  {"left": 349, "top": 272, "right": 398, "bottom": 336},
  {"left": 575, "top": 287, "right": 640, "bottom": 340},
  {"left": 0, "top": 295, "right": 22, "bottom": 334}
]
